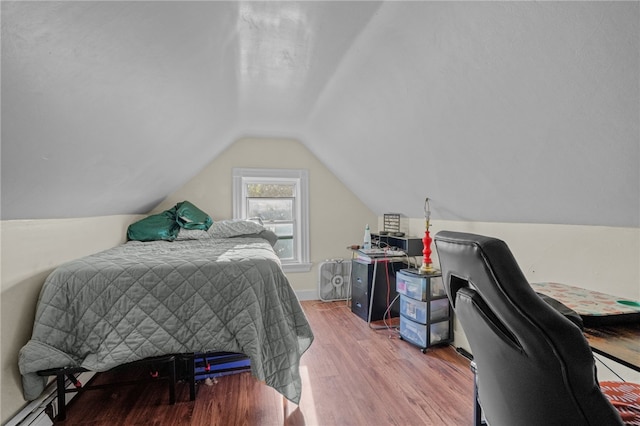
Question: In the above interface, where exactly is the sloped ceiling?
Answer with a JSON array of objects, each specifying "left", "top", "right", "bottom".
[{"left": 2, "top": 1, "right": 638, "bottom": 227}]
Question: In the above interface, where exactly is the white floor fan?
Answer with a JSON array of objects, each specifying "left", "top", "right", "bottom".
[{"left": 318, "top": 259, "right": 352, "bottom": 302}]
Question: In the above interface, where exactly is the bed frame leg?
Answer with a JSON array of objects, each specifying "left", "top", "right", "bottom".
[
  {"left": 56, "top": 372, "right": 67, "bottom": 421},
  {"left": 188, "top": 354, "right": 196, "bottom": 401},
  {"left": 169, "top": 357, "right": 176, "bottom": 405}
]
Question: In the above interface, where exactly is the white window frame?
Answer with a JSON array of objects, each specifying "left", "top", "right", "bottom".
[{"left": 233, "top": 168, "right": 311, "bottom": 273}]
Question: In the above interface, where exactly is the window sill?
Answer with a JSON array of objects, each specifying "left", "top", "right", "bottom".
[{"left": 282, "top": 262, "right": 313, "bottom": 273}]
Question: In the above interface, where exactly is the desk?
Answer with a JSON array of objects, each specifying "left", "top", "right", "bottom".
[
  {"left": 584, "top": 322, "right": 640, "bottom": 372},
  {"left": 530, "top": 282, "right": 640, "bottom": 371},
  {"left": 530, "top": 282, "right": 640, "bottom": 326}
]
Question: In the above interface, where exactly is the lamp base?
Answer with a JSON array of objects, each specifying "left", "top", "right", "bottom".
[{"left": 419, "top": 263, "right": 440, "bottom": 275}]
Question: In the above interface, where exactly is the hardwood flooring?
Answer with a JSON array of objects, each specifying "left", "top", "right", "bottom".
[{"left": 59, "top": 301, "right": 474, "bottom": 425}]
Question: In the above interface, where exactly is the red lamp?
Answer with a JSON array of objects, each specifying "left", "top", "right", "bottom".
[{"left": 419, "top": 198, "right": 439, "bottom": 274}]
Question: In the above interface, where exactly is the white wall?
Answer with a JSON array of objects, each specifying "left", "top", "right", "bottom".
[
  {"left": 0, "top": 215, "right": 142, "bottom": 423},
  {"left": 412, "top": 219, "right": 640, "bottom": 301}
]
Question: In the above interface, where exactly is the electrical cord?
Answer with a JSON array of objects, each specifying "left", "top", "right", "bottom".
[
  {"left": 381, "top": 294, "right": 401, "bottom": 337},
  {"left": 368, "top": 261, "right": 401, "bottom": 335},
  {"left": 594, "top": 353, "right": 626, "bottom": 382}
]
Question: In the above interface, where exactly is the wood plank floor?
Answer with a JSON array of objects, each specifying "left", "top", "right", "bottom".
[{"left": 59, "top": 301, "right": 474, "bottom": 425}]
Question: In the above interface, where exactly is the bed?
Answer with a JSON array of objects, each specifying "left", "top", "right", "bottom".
[{"left": 18, "top": 219, "right": 314, "bottom": 406}]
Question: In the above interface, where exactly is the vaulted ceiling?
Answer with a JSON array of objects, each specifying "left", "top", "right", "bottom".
[{"left": 2, "top": 1, "right": 638, "bottom": 227}]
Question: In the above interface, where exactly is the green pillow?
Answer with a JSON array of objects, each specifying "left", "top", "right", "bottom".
[
  {"left": 174, "top": 201, "right": 213, "bottom": 230},
  {"left": 127, "top": 210, "right": 181, "bottom": 242}
]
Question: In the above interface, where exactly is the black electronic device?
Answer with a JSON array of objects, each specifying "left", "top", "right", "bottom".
[{"left": 371, "top": 233, "right": 423, "bottom": 257}]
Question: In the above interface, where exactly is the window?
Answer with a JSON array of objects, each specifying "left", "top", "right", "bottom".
[{"left": 233, "top": 168, "right": 311, "bottom": 272}]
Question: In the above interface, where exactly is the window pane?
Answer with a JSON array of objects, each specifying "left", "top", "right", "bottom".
[
  {"left": 247, "top": 183, "right": 294, "bottom": 197},
  {"left": 247, "top": 198, "right": 293, "bottom": 221},
  {"left": 233, "top": 168, "right": 309, "bottom": 269},
  {"left": 273, "top": 239, "right": 293, "bottom": 260},
  {"left": 265, "top": 223, "right": 293, "bottom": 238}
]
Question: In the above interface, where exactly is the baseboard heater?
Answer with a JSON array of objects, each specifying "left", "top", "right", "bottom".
[{"left": 6, "top": 371, "right": 96, "bottom": 426}]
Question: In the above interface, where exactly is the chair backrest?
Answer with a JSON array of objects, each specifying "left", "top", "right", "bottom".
[{"left": 434, "top": 231, "right": 622, "bottom": 426}]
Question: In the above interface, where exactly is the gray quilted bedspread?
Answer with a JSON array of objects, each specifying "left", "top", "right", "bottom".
[{"left": 19, "top": 237, "right": 313, "bottom": 404}]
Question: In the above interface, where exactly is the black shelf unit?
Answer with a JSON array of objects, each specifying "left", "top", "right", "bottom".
[{"left": 351, "top": 258, "right": 404, "bottom": 322}]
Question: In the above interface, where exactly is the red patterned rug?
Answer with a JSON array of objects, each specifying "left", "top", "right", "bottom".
[{"left": 601, "top": 381, "right": 640, "bottom": 425}]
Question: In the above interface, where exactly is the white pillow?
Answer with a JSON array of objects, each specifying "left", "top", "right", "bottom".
[{"left": 207, "top": 220, "right": 265, "bottom": 238}]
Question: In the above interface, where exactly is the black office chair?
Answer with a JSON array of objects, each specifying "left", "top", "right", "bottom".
[{"left": 434, "top": 231, "right": 624, "bottom": 426}]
